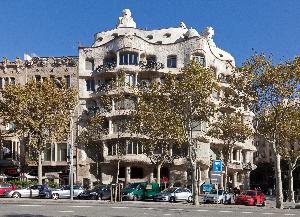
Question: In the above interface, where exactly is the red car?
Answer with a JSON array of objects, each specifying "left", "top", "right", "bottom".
[
  {"left": 235, "top": 190, "right": 266, "bottom": 206},
  {"left": 0, "top": 182, "right": 17, "bottom": 197}
]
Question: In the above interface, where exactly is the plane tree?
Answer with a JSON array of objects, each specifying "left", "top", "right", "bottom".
[{"left": 0, "top": 80, "right": 77, "bottom": 184}]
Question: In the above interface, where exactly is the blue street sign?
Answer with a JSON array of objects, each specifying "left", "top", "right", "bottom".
[
  {"left": 213, "top": 160, "right": 223, "bottom": 172},
  {"left": 203, "top": 184, "right": 213, "bottom": 192}
]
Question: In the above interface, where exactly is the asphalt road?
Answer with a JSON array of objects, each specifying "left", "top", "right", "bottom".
[{"left": 0, "top": 199, "right": 299, "bottom": 217}]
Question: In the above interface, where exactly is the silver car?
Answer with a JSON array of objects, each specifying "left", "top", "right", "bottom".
[
  {"left": 203, "top": 189, "right": 233, "bottom": 204},
  {"left": 51, "top": 185, "right": 84, "bottom": 200},
  {"left": 154, "top": 187, "right": 192, "bottom": 203},
  {"left": 5, "top": 186, "right": 40, "bottom": 198}
]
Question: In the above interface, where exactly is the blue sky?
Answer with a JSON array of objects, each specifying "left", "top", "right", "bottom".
[{"left": 1, "top": 0, "right": 299, "bottom": 65}]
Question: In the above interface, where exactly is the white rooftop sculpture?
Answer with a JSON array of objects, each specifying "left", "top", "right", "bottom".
[{"left": 117, "top": 9, "right": 136, "bottom": 28}]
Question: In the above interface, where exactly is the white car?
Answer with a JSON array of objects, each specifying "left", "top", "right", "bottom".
[
  {"left": 5, "top": 186, "right": 40, "bottom": 198},
  {"left": 154, "top": 187, "right": 192, "bottom": 203},
  {"left": 51, "top": 185, "right": 84, "bottom": 200},
  {"left": 203, "top": 189, "right": 233, "bottom": 204}
]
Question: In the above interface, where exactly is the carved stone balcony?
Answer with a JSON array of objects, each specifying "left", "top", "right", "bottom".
[
  {"left": 95, "top": 62, "right": 117, "bottom": 73},
  {"left": 139, "top": 60, "right": 164, "bottom": 71}
]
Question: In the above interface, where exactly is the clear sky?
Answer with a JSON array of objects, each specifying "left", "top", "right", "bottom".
[{"left": 1, "top": 0, "right": 299, "bottom": 66}]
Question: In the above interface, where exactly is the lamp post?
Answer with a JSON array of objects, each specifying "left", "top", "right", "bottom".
[{"left": 69, "top": 103, "right": 80, "bottom": 201}]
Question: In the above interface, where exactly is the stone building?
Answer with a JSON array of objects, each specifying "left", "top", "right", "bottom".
[
  {"left": 0, "top": 55, "right": 78, "bottom": 184},
  {"left": 77, "top": 9, "right": 256, "bottom": 189}
]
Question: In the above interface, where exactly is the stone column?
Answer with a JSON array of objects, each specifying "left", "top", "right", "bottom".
[
  {"left": 149, "top": 172, "right": 154, "bottom": 183},
  {"left": 125, "top": 166, "right": 131, "bottom": 185},
  {"left": 108, "top": 119, "right": 113, "bottom": 134},
  {"left": 116, "top": 51, "right": 120, "bottom": 67},
  {"left": 244, "top": 171, "right": 250, "bottom": 189},
  {"left": 220, "top": 173, "right": 224, "bottom": 189},
  {"left": 233, "top": 172, "right": 238, "bottom": 188},
  {"left": 135, "top": 73, "right": 138, "bottom": 86}
]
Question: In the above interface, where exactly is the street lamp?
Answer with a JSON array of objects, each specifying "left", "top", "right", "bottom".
[{"left": 69, "top": 103, "right": 80, "bottom": 201}]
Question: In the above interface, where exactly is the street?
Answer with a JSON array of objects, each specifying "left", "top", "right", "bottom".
[{"left": 0, "top": 199, "right": 299, "bottom": 217}]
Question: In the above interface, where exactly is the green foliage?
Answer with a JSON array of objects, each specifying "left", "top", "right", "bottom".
[
  {"left": 132, "top": 62, "right": 217, "bottom": 152},
  {"left": 0, "top": 79, "right": 78, "bottom": 151},
  {"left": 7, "top": 180, "right": 38, "bottom": 188}
]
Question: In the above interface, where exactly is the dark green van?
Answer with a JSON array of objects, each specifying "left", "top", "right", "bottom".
[{"left": 122, "top": 182, "right": 160, "bottom": 201}]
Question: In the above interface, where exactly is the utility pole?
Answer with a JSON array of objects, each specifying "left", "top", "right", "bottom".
[{"left": 69, "top": 110, "right": 74, "bottom": 201}]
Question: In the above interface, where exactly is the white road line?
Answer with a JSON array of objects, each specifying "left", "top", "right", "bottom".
[
  {"left": 197, "top": 209, "right": 208, "bottom": 212},
  {"left": 143, "top": 207, "right": 155, "bottom": 210},
  {"left": 284, "top": 214, "right": 296, "bottom": 216},
  {"left": 242, "top": 212, "right": 253, "bottom": 214},
  {"left": 163, "top": 214, "right": 171, "bottom": 216},
  {"left": 262, "top": 213, "right": 274, "bottom": 215},
  {"left": 69, "top": 205, "right": 92, "bottom": 208},
  {"left": 111, "top": 206, "right": 128, "bottom": 209},
  {"left": 19, "top": 205, "right": 43, "bottom": 207},
  {"left": 219, "top": 210, "right": 233, "bottom": 213},
  {"left": 59, "top": 211, "right": 74, "bottom": 213},
  {"left": 169, "top": 208, "right": 184, "bottom": 211}
]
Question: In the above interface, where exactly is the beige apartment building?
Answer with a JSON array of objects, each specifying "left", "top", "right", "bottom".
[{"left": 76, "top": 9, "right": 256, "bottom": 189}]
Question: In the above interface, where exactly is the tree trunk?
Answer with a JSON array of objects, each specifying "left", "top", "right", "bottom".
[
  {"left": 191, "top": 160, "right": 199, "bottom": 205},
  {"left": 38, "top": 151, "right": 43, "bottom": 185},
  {"left": 114, "top": 159, "right": 120, "bottom": 202},
  {"left": 223, "top": 165, "right": 228, "bottom": 191},
  {"left": 157, "top": 163, "right": 162, "bottom": 186},
  {"left": 274, "top": 153, "right": 283, "bottom": 209},
  {"left": 288, "top": 162, "right": 295, "bottom": 203}
]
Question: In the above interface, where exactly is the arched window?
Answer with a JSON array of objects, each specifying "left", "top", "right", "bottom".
[
  {"left": 192, "top": 54, "right": 205, "bottom": 66},
  {"left": 104, "top": 52, "right": 117, "bottom": 65},
  {"left": 85, "top": 58, "right": 94, "bottom": 71},
  {"left": 167, "top": 55, "right": 177, "bottom": 68},
  {"left": 119, "top": 51, "right": 138, "bottom": 65}
]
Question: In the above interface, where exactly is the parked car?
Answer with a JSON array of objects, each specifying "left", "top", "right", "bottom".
[
  {"left": 235, "top": 190, "right": 266, "bottom": 206},
  {"left": 4, "top": 186, "right": 40, "bottom": 198},
  {"left": 203, "top": 189, "right": 233, "bottom": 204},
  {"left": 30, "top": 185, "right": 52, "bottom": 198},
  {"left": 78, "top": 185, "right": 111, "bottom": 200},
  {"left": 153, "top": 187, "right": 192, "bottom": 203},
  {"left": 51, "top": 185, "right": 84, "bottom": 200},
  {"left": 0, "top": 183, "right": 17, "bottom": 197},
  {"left": 122, "top": 182, "right": 160, "bottom": 201}
]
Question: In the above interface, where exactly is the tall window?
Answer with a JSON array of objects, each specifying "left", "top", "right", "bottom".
[
  {"left": 192, "top": 54, "right": 205, "bottom": 66},
  {"left": 125, "top": 74, "right": 135, "bottom": 86},
  {"left": 191, "top": 121, "right": 208, "bottom": 132},
  {"left": 57, "top": 143, "right": 67, "bottom": 161},
  {"left": 35, "top": 75, "right": 41, "bottom": 82},
  {"left": 127, "top": 141, "right": 143, "bottom": 155},
  {"left": 64, "top": 75, "right": 71, "bottom": 88},
  {"left": 86, "top": 79, "right": 95, "bottom": 91},
  {"left": 10, "top": 77, "right": 16, "bottom": 85},
  {"left": 167, "top": 55, "right": 177, "bottom": 68},
  {"left": 107, "top": 142, "right": 117, "bottom": 156},
  {"left": 85, "top": 58, "right": 94, "bottom": 71},
  {"left": 119, "top": 52, "right": 138, "bottom": 65}
]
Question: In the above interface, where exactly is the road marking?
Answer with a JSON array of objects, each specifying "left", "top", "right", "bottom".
[
  {"left": 219, "top": 210, "right": 233, "bottom": 213},
  {"left": 163, "top": 214, "right": 171, "bottom": 216},
  {"left": 69, "top": 206, "right": 92, "bottom": 208},
  {"left": 143, "top": 207, "right": 155, "bottom": 210},
  {"left": 242, "top": 212, "right": 253, "bottom": 214},
  {"left": 169, "top": 208, "right": 184, "bottom": 211},
  {"left": 197, "top": 209, "right": 208, "bottom": 212},
  {"left": 284, "top": 214, "right": 296, "bottom": 216},
  {"left": 19, "top": 205, "right": 43, "bottom": 207},
  {"left": 59, "top": 211, "right": 74, "bottom": 213},
  {"left": 262, "top": 213, "right": 274, "bottom": 215},
  {"left": 111, "top": 206, "right": 128, "bottom": 209}
]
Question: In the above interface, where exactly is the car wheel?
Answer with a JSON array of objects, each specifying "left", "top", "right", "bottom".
[
  {"left": 12, "top": 192, "right": 21, "bottom": 198},
  {"left": 262, "top": 201, "right": 266, "bottom": 207},
  {"left": 220, "top": 199, "right": 223, "bottom": 204},
  {"left": 133, "top": 195, "right": 138, "bottom": 201},
  {"left": 254, "top": 200, "right": 257, "bottom": 206},
  {"left": 187, "top": 196, "right": 192, "bottom": 203},
  {"left": 52, "top": 193, "right": 59, "bottom": 200},
  {"left": 169, "top": 196, "right": 175, "bottom": 203}
]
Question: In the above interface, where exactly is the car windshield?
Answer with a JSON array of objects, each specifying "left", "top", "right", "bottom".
[
  {"left": 210, "top": 190, "right": 223, "bottom": 195},
  {"left": 128, "top": 183, "right": 140, "bottom": 189},
  {"left": 164, "top": 188, "right": 177, "bottom": 193},
  {"left": 245, "top": 191, "right": 256, "bottom": 196}
]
